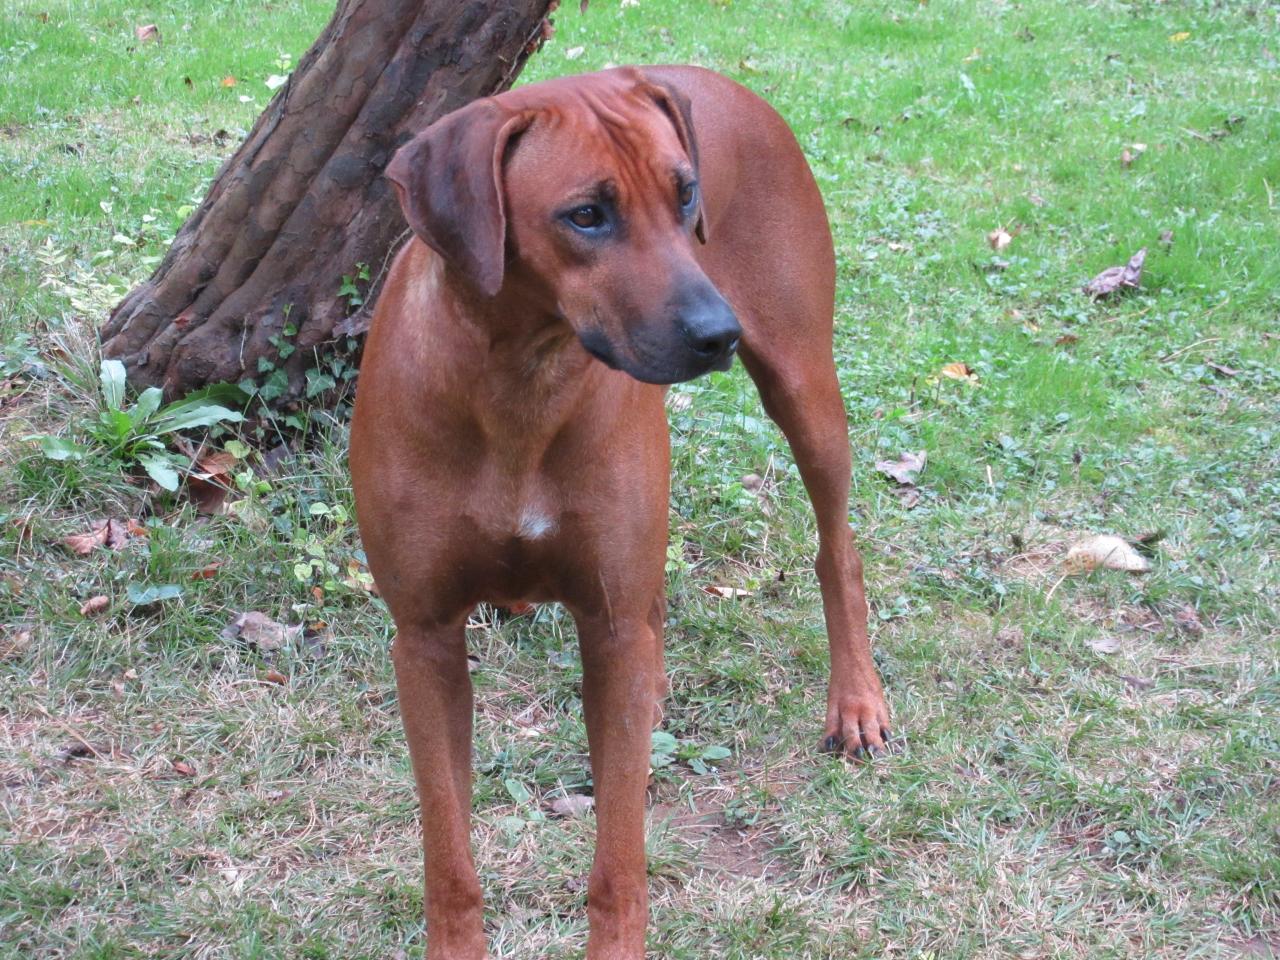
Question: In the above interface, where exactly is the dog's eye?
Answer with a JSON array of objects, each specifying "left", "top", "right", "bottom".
[
  {"left": 679, "top": 182, "right": 698, "bottom": 212},
  {"left": 566, "top": 205, "right": 606, "bottom": 231}
]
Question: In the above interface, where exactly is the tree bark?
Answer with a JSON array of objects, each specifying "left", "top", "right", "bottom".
[{"left": 101, "top": 0, "right": 557, "bottom": 401}]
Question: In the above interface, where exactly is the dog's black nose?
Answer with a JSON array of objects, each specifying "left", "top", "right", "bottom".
[{"left": 678, "top": 295, "right": 742, "bottom": 363}]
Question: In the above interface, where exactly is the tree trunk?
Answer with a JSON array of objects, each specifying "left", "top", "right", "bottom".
[{"left": 101, "top": 0, "right": 558, "bottom": 401}]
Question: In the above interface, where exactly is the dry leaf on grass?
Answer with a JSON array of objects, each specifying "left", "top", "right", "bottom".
[
  {"left": 62, "top": 518, "right": 138, "bottom": 555},
  {"left": 1087, "top": 635, "right": 1121, "bottom": 654},
  {"left": 187, "top": 449, "right": 241, "bottom": 514},
  {"left": 1063, "top": 535, "right": 1151, "bottom": 574},
  {"left": 549, "top": 794, "right": 594, "bottom": 818},
  {"left": 875, "top": 450, "right": 927, "bottom": 486},
  {"left": 191, "top": 561, "right": 222, "bottom": 581},
  {"left": 703, "top": 585, "right": 753, "bottom": 599},
  {"left": 1083, "top": 248, "right": 1146, "bottom": 299},
  {"left": 1120, "top": 143, "right": 1145, "bottom": 169},
  {"left": 79, "top": 595, "right": 110, "bottom": 617},
  {"left": 938, "top": 362, "right": 979, "bottom": 384},
  {"left": 220, "top": 75, "right": 237, "bottom": 87},
  {"left": 987, "top": 228, "right": 1013, "bottom": 251},
  {"left": 134, "top": 24, "right": 160, "bottom": 43},
  {"left": 220, "top": 611, "right": 300, "bottom": 652},
  {"left": 895, "top": 487, "right": 921, "bottom": 510},
  {"left": 1174, "top": 605, "right": 1204, "bottom": 634},
  {"left": 171, "top": 760, "right": 196, "bottom": 777}
]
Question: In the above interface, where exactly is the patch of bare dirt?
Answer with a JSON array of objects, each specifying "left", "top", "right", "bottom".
[{"left": 650, "top": 796, "right": 782, "bottom": 882}]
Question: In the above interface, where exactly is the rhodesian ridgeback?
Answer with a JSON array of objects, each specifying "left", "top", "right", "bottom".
[{"left": 350, "top": 65, "right": 892, "bottom": 959}]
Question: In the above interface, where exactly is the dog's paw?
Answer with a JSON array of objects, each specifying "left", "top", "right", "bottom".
[{"left": 821, "top": 689, "right": 897, "bottom": 761}]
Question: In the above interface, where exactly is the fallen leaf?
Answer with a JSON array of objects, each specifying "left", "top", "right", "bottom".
[
  {"left": 340, "top": 560, "right": 379, "bottom": 596},
  {"left": 1082, "top": 248, "right": 1146, "bottom": 299},
  {"left": 220, "top": 611, "right": 299, "bottom": 652},
  {"left": 1055, "top": 333, "right": 1080, "bottom": 346},
  {"left": 894, "top": 487, "right": 921, "bottom": 510},
  {"left": 1169, "top": 31, "right": 1191, "bottom": 42},
  {"left": 220, "top": 75, "right": 237, "bottom": 88},
  {"left": 1121, "top": 143, "right": 1146, "bottom": 169},
  {"left": 187, "top": 448, "right": 239, "bottom": 514},
  {"left": 62, "top": 518, "right": 135, "bottom": 555},
  {"left": 1133, "top": 529, "right": 1166, "bottom": 551},
  {"left": 996, "top": 625, "right": 1025, "bottom": 647},
  {"left": 1206, "top": 361, "right": 1240, "bottom": 378},
  {"left": 262, "top": 669, "right": 288, "bottom": 685},
  {"left": 1, "top": 625, "right": 33, "bottom": 660},
  {"left": 134, "top": 24, "right": 160, "bottom": 43},
  {"left": 702, "top": 585, "right": 753, "bottom": 599},
  {"left": 875, "top": 450, "right": 927, "bottom": 486},
  {"left": 506, "top": 601, "right": 535, "bottom": 616},
  {"left": 549, "top": 794, "right": 594, "bottom": 818},
  {"left": 127, "top": 583, "right": 183, "bottom": 605},
  {"left": 191, "top": 562, "right": 222, "bottom": 580},
  {"left": 564, "top": 45, "right": 585, "bottom": 60},
  {"left": 987, "top": 228, "right": 1013, "bottom": 251},
  {"left": 1173, "top": 605, "right": 1204, "bottom": 634},
  {"left": 1063, "top": 535, "right": 1152, "bottom": 574},
  {"left": 172, "top": 760, "right": 196, "bottom": 777},
  {"left": 226, "top": 498, "right": 270, "bottom": 532},
  {"left": 1087, "top": 635, "right": 1121, "bottom": 654},
  {"left": 939, "top": 362, "right": 979, "bottom": 383},
  {"left": 63, "top": 527, "right": 107, "bottom": 556},
  {"left": 79, "top": 595, "right": 110, "bottom": 616}
]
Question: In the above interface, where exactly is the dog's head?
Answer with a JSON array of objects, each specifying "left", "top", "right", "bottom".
[{"left": 385, "top": 68, "right": 740, "bottom": 385}]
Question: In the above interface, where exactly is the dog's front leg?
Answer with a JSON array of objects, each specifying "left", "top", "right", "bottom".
[
  {"left": 392, "top": 622, "right": 486, "bottom": 960},
  {"left": 576, "top": 609, "right": 661, "bottom": 960}
]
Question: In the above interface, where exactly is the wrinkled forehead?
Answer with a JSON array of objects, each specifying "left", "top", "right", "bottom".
[{"left": 503, "top": 85, "right": 691, "bottom": 205}]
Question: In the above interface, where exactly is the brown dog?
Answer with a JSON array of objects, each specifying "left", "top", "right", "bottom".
[{"left": 350, "top": 65, "right": 891, "bottom": 959}]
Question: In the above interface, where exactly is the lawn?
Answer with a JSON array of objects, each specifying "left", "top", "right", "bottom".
[{"left": 1, "top": 0, "right": 1278, "bottom": 957}]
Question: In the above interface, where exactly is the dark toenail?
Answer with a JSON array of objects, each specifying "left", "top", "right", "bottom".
[{"left": 823, "top": 734, "right": 841, "bottom": 753}]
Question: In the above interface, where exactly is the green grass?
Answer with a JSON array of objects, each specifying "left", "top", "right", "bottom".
[{"left": 2, "top": 0, "right": 1278, "bottom": 957}]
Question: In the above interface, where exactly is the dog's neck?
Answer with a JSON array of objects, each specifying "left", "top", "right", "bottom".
[{"left": 411, "top": 251, "right": 628, "bottom": 461}]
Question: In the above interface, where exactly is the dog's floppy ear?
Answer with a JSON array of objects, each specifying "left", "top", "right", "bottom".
[
  {"left": 385, "top": 100, "right": 531, "bottom": 297},
  {"left": 640, "top": 77, "right": 708, "bottom": 244}
]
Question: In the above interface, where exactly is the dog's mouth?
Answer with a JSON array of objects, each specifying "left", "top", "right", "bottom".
[
  {"left": 578, "top": 327, "right": 623, "bottom": 371},
  {"left": 577, "top": 325, "right": 735, "bottom": 385}
]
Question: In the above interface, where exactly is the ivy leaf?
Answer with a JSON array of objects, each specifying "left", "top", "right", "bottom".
[{"left": 127, "top": 583, "right": 184, "bottom": 605}]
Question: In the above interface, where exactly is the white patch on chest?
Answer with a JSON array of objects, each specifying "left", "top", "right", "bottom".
[{"left": 516, "top": 510, "right": 556, "bottom": 540}]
